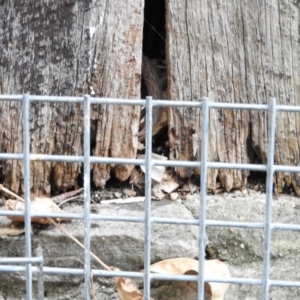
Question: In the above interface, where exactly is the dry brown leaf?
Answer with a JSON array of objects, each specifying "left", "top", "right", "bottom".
[
  {"left": 0, "top": 224, "right": 25, "bottom": 236},
  {"left": 204, "top": 259, "right": 231, "bottom": 300},
  {"left": 150, "top": 257, "right": 198, "bottom": 275},
  {"left": 115, "top": 277, "right": 144, "bottom": 300},
  {"left": 113, "top": 267, "right": 155, "bottom": 300},
  {"left": 149, "top": 258, "right": 230, "bottom": 300},
  {"left": 4, "top": 197, "right": 70, "bottom": 224}
]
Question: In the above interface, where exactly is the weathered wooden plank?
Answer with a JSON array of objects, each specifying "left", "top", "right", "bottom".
[
  {"left": 0, "top": 0, "right": 144, "bottom": 195},
  {"left": 166, "top": 0, "right": 300, "bottom": 193}
]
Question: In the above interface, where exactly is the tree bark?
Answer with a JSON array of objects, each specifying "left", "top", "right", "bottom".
[
  {"left": 0, "top": 0, "right": 143, "bottom": 196},
  {"left": 165, "top": 0, "right": 300, "bottom": 194}
]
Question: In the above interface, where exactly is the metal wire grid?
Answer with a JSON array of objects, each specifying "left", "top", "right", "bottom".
[{"left": 0, "top": 95, "right": 300, "bottom": 300}]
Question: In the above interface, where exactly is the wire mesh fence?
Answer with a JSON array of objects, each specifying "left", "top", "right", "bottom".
[{"left": 0, "top": 94, "right": 300, "bottom": 300}]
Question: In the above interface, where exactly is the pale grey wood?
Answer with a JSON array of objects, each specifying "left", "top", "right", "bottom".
[
  {"left": 165, "top": 0, "right": 300, "bottom": 194},
  {"left": 0, "top": 0, "right": 144, "bottom": 195},
  {"left": 1, "top": 0, "right": 300, "bottom": 196}
]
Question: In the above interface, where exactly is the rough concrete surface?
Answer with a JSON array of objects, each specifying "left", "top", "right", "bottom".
[
  {"left": 185, "top": 191, "right": 300, "bottom": 300},
  {"left": 0, "top": 190, "right": 299, "bottom": 299}
]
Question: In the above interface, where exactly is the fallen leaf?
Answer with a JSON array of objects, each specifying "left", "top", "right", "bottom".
[
  {"left": 149, "top": 258, "right": 230, "bottom": 300},
  {"left": 0, "top": 224, "right": 25, "bottom": 236},
  {"left": 113, "top": 267, "right": 155, "bottom": 300},
  {"left": 4, "top": 197, "right": 70, "bottom": 224},
  {"left": 204, "top": 259, "right": 231, "bottom": 300},
  {"left": 115, "top": 277, "right": 144, "bottom": 300}
]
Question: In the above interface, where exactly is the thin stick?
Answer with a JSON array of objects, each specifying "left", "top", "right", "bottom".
[
  {"left": 1, "top": 185, "right": 111, "bottom": 271},
  {"left": 57, "top": 196, "right": 83, "bottom": 207},
  {"left": 47, "top": 219, "right": 111, "bottom": 271},
  {"left": 0, "top": 185, "right": 24, "bottom": 202},
  {"left": 144, "top": 18, "right": 165, "bottom": 42}
]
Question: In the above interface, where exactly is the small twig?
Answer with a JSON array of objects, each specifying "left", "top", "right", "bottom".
[
  {"left": 1, "top": 185, "right": 111, "bottom": 271},
  {"left": 57, "top": 196, "right": 83, "bottom": 207},
  {"left": 0, "top": 185, "right": 24, "bottom": 202},
  {"left": 144, "top": 18, "right": 165, "bottom": 42},
  {"left": 51, "top": 188, "right": 84, "bottom": 204},
  {"left": 58, "top": 195, "right": 96, "bottom": 207},
  {"left": 48, "top": 218, "right": 111, "bottom": 271}
]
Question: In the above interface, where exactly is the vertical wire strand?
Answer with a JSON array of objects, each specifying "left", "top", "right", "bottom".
[
  {"left": 36, "top": 246, "right": 44, "bottom": 300},
  {"left": 144, "top": 96, "right": 153, "bottom": 299},
  {"left": 23, "top": 94, "right": 32, "bottom": 300},
  {"left": 262, "top": 98, "right": 277, "bottom": 299},
  {"left": 83, "top": 95, "right": 91, "bottom": 299},
  {"left": 198, "top": 98, "right": 209, "bottom": 300}
]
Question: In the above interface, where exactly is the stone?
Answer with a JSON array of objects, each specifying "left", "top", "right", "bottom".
[{"left": 1, "top": 191, "right": 299, "bottom": 299}]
